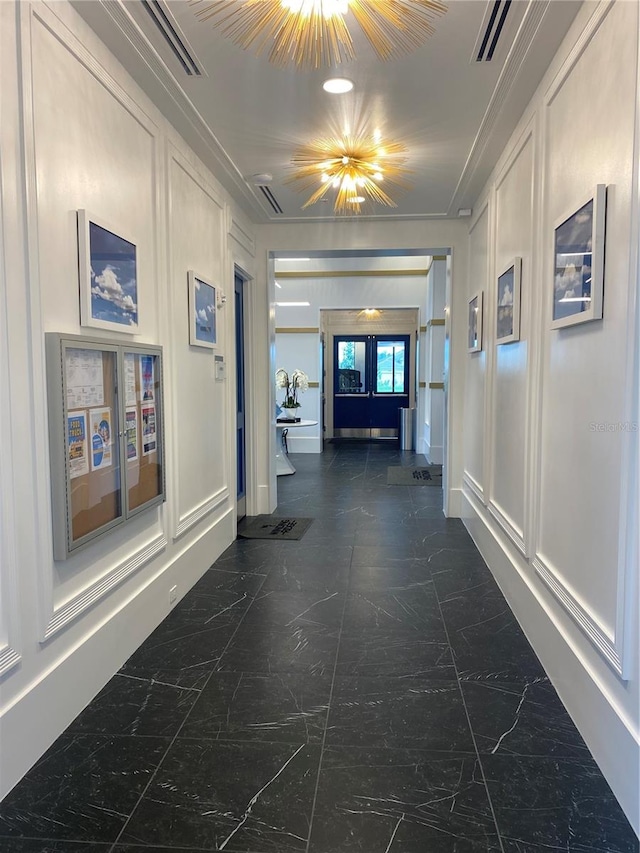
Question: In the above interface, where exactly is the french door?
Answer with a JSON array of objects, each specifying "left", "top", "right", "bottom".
[{"left": 333, "top": 334, "right": 411, "bottom": 438}]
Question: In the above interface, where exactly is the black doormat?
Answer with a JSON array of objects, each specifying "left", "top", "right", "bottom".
[
  {"left": 237, "top": 515, "right": 314, "bottom": 540},
  {"left": 387, "top": 466, "right": 443, "bottom": 486}
]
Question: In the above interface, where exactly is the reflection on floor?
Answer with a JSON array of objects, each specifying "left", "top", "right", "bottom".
[{"left": 1, "top": 442, "right": 637, "bottom": 852}]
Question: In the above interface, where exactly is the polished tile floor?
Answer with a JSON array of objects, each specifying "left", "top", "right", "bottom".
[{"left": 1, "top": 442, "right": 637, "bottom": 852}]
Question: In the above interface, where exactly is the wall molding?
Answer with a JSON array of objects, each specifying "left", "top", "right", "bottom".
[
  {"left": 42, "top": 534, "right": 168, "bottom": 642},
  {"left": 174, "top": 487, "right": 229, "bottom": 541},
  {"left": 463, "top": 470, "right": 485, "bottom": 504},
  {"left": 229, "top": 212, "right": 256, "bottom": 257},
  {"left": 488, "top": 500, "right": 526, "bottom": 557},
  {"left": 532, "top": 554, "right": 624, "bottom": 678},
  {"left": 275, "top": 327, "right": 319, "bottom": 334}
]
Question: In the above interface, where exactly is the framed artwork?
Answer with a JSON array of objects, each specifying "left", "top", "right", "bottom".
[
  {"left": 468, "top": 291, "right": 483, "bottom": 353},
  {"left": 77, "top": 210, "right": 138, "bottom": 333},
  {"left": 552, "top": 184, "right": 606, "bottom": 330},
  {"left": 188, "top": 270, "right": 217, "bottom": 348},
  {"left": 496, "top": 257, "right": 522, "bottom": 344}
]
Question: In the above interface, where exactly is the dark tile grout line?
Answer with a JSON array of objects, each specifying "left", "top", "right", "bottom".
[
  {"left": 431, "top": 567, "right": 507, "bottom": 853},
  {"left": 106, "top": 566, "right": 272, "bottom": 853}
]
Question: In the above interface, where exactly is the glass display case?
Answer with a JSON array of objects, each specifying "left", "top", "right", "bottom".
[{"left": 46, "top": 334, "right": 165, "bottom": 560}]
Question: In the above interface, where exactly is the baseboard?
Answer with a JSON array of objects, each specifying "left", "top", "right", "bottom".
[
  {"left": 286, "top": 435, "right": 322, "bottom": 453},
  {"left": 446, "top": 487, "right": 463, "bottom": 518},
  {"left": 462, "top": 492, "right": 640, "bottom": 836},
  {"left": 0, "top": 514, "right": 233, "bottom": 800}
]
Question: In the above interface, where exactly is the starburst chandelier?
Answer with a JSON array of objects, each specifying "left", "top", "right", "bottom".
[
  {"left": 189, "top": 0, "right": 447, "bottom": 69},
  {"left": 287, "top": 133, "right": 410, "bottom": 214}
]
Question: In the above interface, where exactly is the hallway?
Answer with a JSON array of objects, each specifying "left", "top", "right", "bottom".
[{"left": 0, "top": 443, "right": 636, "bottom": 852}]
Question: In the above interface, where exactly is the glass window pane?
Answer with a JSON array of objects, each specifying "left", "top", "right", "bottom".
[
  {"left": 376, "top": 341, "right": 405, "bottom": 394},
  {"left": 67, "top": 347, "right": 122, "bottom": 544},
  {"left": 125, "top": 352, "right": 163, "bottom": 511},
  {"left": 337, "top": 340, "right": 366, "bottom": 392}
]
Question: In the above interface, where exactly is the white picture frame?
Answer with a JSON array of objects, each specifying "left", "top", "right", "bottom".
[
  {"left": 496, "top": 257, "right": 522, "bottom": 345},
  {"left": 468, "top": 290, "right": 483, "bottom": 353},
  {"left": 188, "top": 270, "right": 217, "bottom": 349},
  {"left": 551, "top": 184, "right": 606, "bottom": 330},
  {"left": 77, "top": 210, "right": 139, "bottom": 334}
]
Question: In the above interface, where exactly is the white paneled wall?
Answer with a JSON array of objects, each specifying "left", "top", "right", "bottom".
[
  {"left": 0, "top": 0, "right": 256, "bottom": 798},
  {"left": 462, "top": 1, "right": 639, "bottom": 833}
]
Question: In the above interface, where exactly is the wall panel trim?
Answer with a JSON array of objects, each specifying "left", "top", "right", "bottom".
[
  {"left": 175, "top": 487, "right": 230, "bottom": 541},
  {"left": 41, "top": 534, "right": 168, "bottom": 642},
  {"left": 533, "top": 555, "right": 624, "bottom": 677}
]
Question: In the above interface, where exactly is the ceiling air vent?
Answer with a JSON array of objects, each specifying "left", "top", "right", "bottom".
[
  {"left": 142, "top": 0, "right": 203, "bottom": 76},
  {"left": 476, "top": 0, "right": 512, "bottom": 62},
  {"left": 259, "top": 186, "right": 284, "bottom": 215}
]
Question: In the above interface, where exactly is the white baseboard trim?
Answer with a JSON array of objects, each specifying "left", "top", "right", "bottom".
[
  {"left": 462, "top": 492, "right": 640, "bottom": 836},
  {"left": 286, "top": 436, "right": 322, "bottom": 453},
  {"left": 446, "top": 487, "right": 463, "bottom": 518}
]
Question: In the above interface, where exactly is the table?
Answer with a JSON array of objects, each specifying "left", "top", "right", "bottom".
[{"left": 276, "top": 419, "right": 318, "bottom": 476}]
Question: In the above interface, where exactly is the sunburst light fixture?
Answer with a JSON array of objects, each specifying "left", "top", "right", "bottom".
[
  {"left": 189, "top": 0, "right": 447, "bottom": 69},
  {"left": 287, "top": 133, "right": 411, "bottom": 214}
]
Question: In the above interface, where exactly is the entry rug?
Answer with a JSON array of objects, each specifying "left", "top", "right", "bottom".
[
  {"left": 387, "top": 465, "right": 443, "bottom": 486},
  {"left": 237, "top": 515, "right": 314, "bottom": 540}
]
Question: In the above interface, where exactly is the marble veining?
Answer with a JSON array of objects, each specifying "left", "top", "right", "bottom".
[{"left": 1, "top": 443, "right": 636, "bottom": 853}]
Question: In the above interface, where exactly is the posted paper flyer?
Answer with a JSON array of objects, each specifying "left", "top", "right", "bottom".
[
  {"left": 67, "top": 411, "right": 89, "bottom": 479},
  {"left": 142, "top": 403, "right": 157, "bottom": 456},
  {"left": 126, "top": 406, "right": 139, "bottom": 462},
  {"left": 66, "top": 348, "right": 104, "bottom": 409},
  {"left": 124, "top": 353, "right": 137, "bottom": 406},
  {"left": 89, "top": 406, "right": 113, "bottom": 471},
  {"left": 140, "top": 355, "right": 155, "bottom": 402}
]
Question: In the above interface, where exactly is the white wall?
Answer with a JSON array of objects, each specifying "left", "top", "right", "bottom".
[
  {"left": 0, "top": 0, "right": 255, "bottom": 798},
  {"left": 462, "top": 0, "right": 639, "bottom": 832}
]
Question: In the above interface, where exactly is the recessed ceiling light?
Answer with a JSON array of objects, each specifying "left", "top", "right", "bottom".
[
  {"left": 347, "top": 196, "right": 366, "bottom": 204},
  {"left": 323, "top": 77, "right": 354, "bottom": 94},
  {"left": 276, "top": 301, "right": 311, "bottom": 307}
]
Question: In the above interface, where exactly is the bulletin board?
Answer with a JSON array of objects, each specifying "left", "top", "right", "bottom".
[{"left": 46, "top": 334, "right": 165, "bottom": 560}]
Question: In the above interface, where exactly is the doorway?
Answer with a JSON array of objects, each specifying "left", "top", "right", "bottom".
[
  {"left": 234, "top": 272, "right": 246, "bottom": 520},
  {"left": 333, "top": 334, "right": 411, "bottom": 438}
]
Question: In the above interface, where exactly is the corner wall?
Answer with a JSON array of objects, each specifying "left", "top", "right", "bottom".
[
  {"left": 462, "top": 0, "right": 639, "bottom": 832},
  {"left": 0, "top": 0, "right": 256, "bottom": 798}
]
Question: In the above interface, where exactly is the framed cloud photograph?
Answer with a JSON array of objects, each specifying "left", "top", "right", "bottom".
[
  {"left": 188, "top": 270, "right": 217, "bottom": 349},
  {"left": 552, "top": 184, "right": 606, "bottom": 330},
  {"left": 77, "top": 210, "right": 138, "bottom": 333},
  {"left": 496, "top": 257, "right": 522, "bottom": 344},
  {"left": 468, "top": 290, "right": 483, "bottom": 353}
]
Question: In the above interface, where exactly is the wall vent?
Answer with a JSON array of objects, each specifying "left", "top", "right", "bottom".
[
  {"left": 259, "top": 185, "right": 284, "bottom": 215},
  {"left": 142, "top": 0, "right": 204, "bottom": 76},
  {"left": 476, "top": 0, "right": 512, "bottom": 62}
]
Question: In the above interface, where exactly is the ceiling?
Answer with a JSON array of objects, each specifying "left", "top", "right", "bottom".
[{"left": 73, "top": 0, "right": 582, "bottom": 223}]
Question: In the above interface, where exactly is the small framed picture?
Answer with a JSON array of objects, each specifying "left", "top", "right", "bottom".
[
  {"left": 468, "top": 291, "right": 483, "bottom": 353},
  {"left": 552, "top": 184, "right": 606, "bottom": 330},
  {"left": 188, "top": 270, "right": 217, "bottom": 348},
  {"left": 496, "top": 258, "right": 522, "bottom": 344},
  {"left": 77, "top": 210, "right": 138, "bottom": 333}
]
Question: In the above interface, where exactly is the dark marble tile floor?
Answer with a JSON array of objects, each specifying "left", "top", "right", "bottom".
[{"left": 1, "top": 442, "right": 637, "bottom": 852}]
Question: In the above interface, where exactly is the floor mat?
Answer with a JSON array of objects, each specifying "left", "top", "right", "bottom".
[
  {"left": 237, "top": 515, "right": 314, "bottom": 540},
  {"left": 387, "top": 466, "right": 443, "bottom": 486}
]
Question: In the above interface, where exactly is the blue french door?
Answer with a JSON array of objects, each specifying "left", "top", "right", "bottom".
[{"left": 333, "top": 334, "right": 411, "bottom": 438}]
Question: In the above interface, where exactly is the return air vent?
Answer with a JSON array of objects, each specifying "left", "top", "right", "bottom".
[
  {"left": 475, "top": 0, "right": 511, "bottom": 62},
  {"left": 259, "top": 185, "right": 284, "bottom": 215},
  {"left": 142, "top": 0, "right": 204, "bottom": 76}
]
